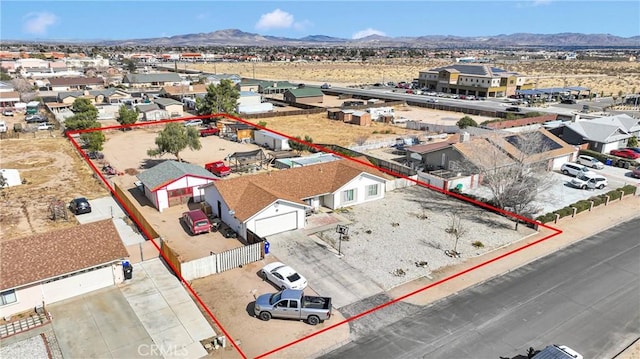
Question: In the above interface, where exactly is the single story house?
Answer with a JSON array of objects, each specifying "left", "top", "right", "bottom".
[
  {"left": 549, "top": 114, "right": 640, "bottom": 153},
  {"left": 253, "top": 129, "right": 291, "bottom": 151},
  {"left": 159, "top": 84, "right": 208, "bottom": 100},
  {"left": 202, "top": 158, "right": 389, "bottom": 238},
  {"left": 122, "top": 72, "right": 183, "bottom": 89},
  {"left": 153, "top": 97, "right": 184, "bottom": 118},
  {"left": 57, "top": 88, "right": 131, "bottom": 105},
  {"left": 237, "top": 91, "right": 273, "bottom": 114},
  {"left": 0, "top": 91, "right": 20, "bottom": 109},
  {"left": 136, "top": 103, "right": 167, "bottom": 121},
  {"left": 137, "top": 160, "right": 218, "bottom": 212},
  {"left": 0, "top": 220, "right": 129, "bottom": 319},
  {"left": 47, "top": 77, "right": 105, "bottom": 91},
  {"left": 283, "top": 87, "right": 324, "bottom": 104}
]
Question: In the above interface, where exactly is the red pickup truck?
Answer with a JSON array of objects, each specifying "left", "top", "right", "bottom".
[
  {"left": 199, "top": 127, "right": 219, "bottom": 137},
  {"left": 205, "top": 161, "right": 231, "bottom": 177}
]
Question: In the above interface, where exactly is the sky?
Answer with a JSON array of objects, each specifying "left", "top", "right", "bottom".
[{"left": 1, "top": 1, "right": 639, "bottom": 41}]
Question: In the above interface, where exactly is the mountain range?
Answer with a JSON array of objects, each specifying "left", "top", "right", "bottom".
[{"left": 97, "top": 29, "right": 640, "bottom": 48}]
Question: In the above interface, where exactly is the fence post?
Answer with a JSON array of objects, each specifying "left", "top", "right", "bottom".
[
  {"left": 571, "top": 207, "right": 577, "bottom": 217},
  {"left": 604, "top": 195, "right": 610, "bottom": 205},
  {"left": 619, "top": 190, "right": 625, "bottom": 200},
  {"left": 589, "top": 201, "right": 594, "bottom": 211}
]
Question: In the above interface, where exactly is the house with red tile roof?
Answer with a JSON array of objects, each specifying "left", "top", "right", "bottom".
[
  {"left": 202, "top": 158, "right": 390, "bottom": 238},
  {"left": 0, "top": 220, "right": 129, "bottom": 318}
]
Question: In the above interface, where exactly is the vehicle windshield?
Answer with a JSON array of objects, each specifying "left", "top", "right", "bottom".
[
  {"left": 269, "top": 292, "right": 282, "bottom": 305},
  {"left": 576, "top": 174, "right": 589, "bottom": 181},
  {"left": 287, "top": 273, "right": 301, "bottom": 282}
]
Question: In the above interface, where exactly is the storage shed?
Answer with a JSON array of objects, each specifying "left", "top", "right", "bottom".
[{"left": 136, "top": 160, "right": 218, "bottom": 212}]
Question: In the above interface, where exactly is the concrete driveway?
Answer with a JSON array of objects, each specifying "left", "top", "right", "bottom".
[
  {"left": 49, "top": 287, "right": 159, "bottom": 358},
  {"left": 266, "top": 230, "right": 384, "bottom": 309}
]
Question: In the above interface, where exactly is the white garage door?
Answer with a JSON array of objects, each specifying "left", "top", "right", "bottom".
[
  {"left": 255, "top": 212, "right": 298, "bottom": 237},
  {"left": 41, "top": 266, "right": 115, "bottom": 304}
]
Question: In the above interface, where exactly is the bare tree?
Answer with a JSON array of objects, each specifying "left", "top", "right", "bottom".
[
  {"left": 455, "top": 130, "right": 555, "bottom": 229},
  {"left": 445, "top": 211, "right": 467, "bottom": 257}
]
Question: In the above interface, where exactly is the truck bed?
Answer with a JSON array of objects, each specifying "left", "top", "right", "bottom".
[{"left": 302, "top": 296, "right": 331, "bottom": 310}]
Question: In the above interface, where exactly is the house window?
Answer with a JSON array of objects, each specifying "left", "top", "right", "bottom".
[
  {"left": 0, "top": 290, "right": 17, "bottom": 305},
  {"left": 342, "top": 189, "right": 355, "bottom": 204},
  {"left": 366, "top": 184, "right": 379, "bottom": 198}
]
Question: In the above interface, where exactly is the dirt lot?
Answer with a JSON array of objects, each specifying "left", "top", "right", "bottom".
[{"left": 0, "top": 136, "right": 108, "bottom": 240}]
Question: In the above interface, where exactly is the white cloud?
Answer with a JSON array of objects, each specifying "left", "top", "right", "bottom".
[
  {"left": 255, "top": 9, "right": 294, "bottom": 30},
  {"left": 352, "top": 28, "right": 386, "bottom": 40},
  {"left": 22, "top": 12, "right": 58, "bottom": 35}
]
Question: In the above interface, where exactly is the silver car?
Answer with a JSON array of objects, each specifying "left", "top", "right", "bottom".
[{"left": 577, "top": 155, "right": 605, "bottom": 169}]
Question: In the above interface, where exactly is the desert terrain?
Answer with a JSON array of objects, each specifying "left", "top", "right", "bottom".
[
  {"left": 0, "top": 136, "right": 108, "bottom": 240},
  {"left": 189, "top": 58, "right": 640, "bottom": 96}
]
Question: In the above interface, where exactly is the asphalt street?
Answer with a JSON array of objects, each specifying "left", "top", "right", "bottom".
[{"left": 321, "top": 218, "right": 640, "bottom": 359}]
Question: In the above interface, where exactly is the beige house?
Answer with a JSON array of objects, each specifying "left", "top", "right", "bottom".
[{"left": 153, "top": 97, "right": 184, "bottom": 118}]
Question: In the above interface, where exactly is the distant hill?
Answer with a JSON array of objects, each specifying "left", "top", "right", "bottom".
[{"left": 10, "top": 29, "right": 640, "bottom": 48}]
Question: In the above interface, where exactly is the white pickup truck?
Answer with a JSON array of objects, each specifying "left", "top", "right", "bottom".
[{"left": 254, "top": 289, "right": 331, "bottom": 325}]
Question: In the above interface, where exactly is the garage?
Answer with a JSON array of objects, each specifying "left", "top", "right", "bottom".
[
  {"left": 41, "top": 266, "right": 116, "bottom": 303},
  {"left": 255, "top": 212, "right": 298, "bottom": 237}
]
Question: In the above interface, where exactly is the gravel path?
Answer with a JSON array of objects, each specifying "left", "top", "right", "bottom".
[
  {"left": 0, "top": 328, "right": 63, "bottom": 359},
  {"left": 316, "top": 185, "right": 535, "bottom": 290}
]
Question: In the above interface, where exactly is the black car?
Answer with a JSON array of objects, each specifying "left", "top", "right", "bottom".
[
  {"left": 69, "top": 197, "right": 92, "bottom": 215},
  {"left": 86, "top": 151, "right": 104, "bottom": 160},
  {"left": 221, "top": 227, "right": 237, "bottom": 238},
  {"left": 25, "top": 115, "right": 48, "bottom": 123}
]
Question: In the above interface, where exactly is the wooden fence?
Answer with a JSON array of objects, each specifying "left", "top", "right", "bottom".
[
  {"left": 113, "top": 182, "right": 160, "bottom": 240},
  {"left": 180, "top": 241, "right": 264, "bottom": 281}
]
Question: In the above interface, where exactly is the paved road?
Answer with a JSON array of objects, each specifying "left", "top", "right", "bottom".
[{"left": 321, "top": 218, "right": 640, "bottom": 359}]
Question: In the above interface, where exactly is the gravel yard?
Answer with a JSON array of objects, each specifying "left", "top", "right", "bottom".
[{"left": 315, "top": 185, "right": 536, "bottom": 290}]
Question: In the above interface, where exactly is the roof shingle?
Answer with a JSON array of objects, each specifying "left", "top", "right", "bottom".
[{"left": 1, "top": 219, "right": 129, "bottom": 290}]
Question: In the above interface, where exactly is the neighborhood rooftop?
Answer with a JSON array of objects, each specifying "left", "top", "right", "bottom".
[
  {"left": 0, "top": 219, "right": 128, "bottom": 291},
  {"left": 137, "top": 160, "right": 216, "bottom": 191}
]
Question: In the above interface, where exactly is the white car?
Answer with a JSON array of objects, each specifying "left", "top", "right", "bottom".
[
  {"left": 560, "top": 162, "right": 595, "bottom": 177},
  {"left": 37, "top": 123, "right": 54, "bottom": 131},
  {"left": 570, "top": 173, "right": 608, "bottom": 190},
  {"left": 261, "top": 262, "right": 308, "bottom": 290},
  {"left": 2, "top": 110, "right": 14, "bottom": 116},
  {"left": 183, "top": 119, "right": 203, "bottom": 127},
  {"left": 577, "top": 154, "right": 605, "bottom": 169}
]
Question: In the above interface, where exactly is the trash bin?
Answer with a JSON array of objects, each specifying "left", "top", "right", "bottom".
[
  {"left": 605, "top": 159, "right": 613, "bottom": 166},
  {"left": 264, "top": 240, "right": 270, "bottom": 255},
  {"left": 123, "top": 261, "right": 133, "bottom": 280}
]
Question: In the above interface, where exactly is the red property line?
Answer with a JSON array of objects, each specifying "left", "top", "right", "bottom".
[{"left": 68, "top": 113, "right": 562, "bottom": 359}]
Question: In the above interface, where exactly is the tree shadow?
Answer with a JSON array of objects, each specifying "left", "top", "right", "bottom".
[{"left": 139, "top": 158, "right": 169, "bottom": 169}]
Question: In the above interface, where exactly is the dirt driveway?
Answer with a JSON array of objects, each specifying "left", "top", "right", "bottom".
[{"left": 191, "top": 259, "right": 349, "bottom": 359}]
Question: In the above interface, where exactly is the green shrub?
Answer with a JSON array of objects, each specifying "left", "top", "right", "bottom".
[
  {"left": 589, "top": 195, "right": 606, "bottom": 207},
  {"left": 621, "top": 184, "right": 636, "bottom": 195},
  {"left": 607, "top": 190, "right": 622, "bottom": 201},
  {"left": 554, "top": 206, "right": 574, "bottom": 219},
  {"left": 536, "top": 213, "right": 556, "bottom": 224},
  {"left": 472, "top": 241, "right": 484, "bottom": 248},
  {"left": 574, "top": 200, "right": 591, "bottom": 214}
]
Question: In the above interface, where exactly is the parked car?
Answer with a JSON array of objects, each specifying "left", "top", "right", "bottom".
[
  {"left": 261, "top": 262, "right": 308, "bottom": 290},
  {"left": 623, "top": 147, "right": 640, "bottom": 154},
  {"left": 320, "top": 83, "right": 331, "bottom": 89},
  {"left": 577, "top": 154, "right": 605, "bottom": 169},
  {"left": 205, "top": 160, "right": 231, "bottom": 177},
  {"left": 182, "top": 209, "right": 211, "bottom": 235},
  {"left": 199, "top": 127, "right": 220, "bottom": 137},
  {"left": 610, "top": 148, "right": 640, "bottom": 160},
  {"left": 254, "top": 289, "right": 332, "bottom": 325},
  {"left": 221, "top": 226, "right": 237, "bottom": 238},
  {"left": 69, "top": 197, "right": 92, "bottom": 215},
  {"left": 2, "top": 110, "right": 14, "bottom": 116},
  {"left": 560, "top": 162, "right": 594, "bottom": 177},
  {"left": 632, "top": 166, "right": 640, "bottom": 179},
  {"left": 25, "top": 114, "right": 48, "bottom": 123},
  {"left": 183, "top": 119, "right": 203, "bottom": 127},
  {"left": 570, "top": 173, "right": 608, "bottom": 190},
  {"left": 37, "top": 123, "right": 54, "bottom": 131}
]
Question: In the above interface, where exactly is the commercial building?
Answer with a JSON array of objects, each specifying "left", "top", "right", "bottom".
[{"left": 417, "top": 64, "right": 528, "bottom": 98}]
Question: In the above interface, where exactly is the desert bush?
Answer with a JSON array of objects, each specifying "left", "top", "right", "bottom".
[
  {"left": 589, "top": 195, "right": 606, "bottom": 207},
  {"left": 471, "top": 241, "right": 484, "bottom": 248},
  {"left": 536, "top": 213, "right": 557, "bottom": 224}
]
